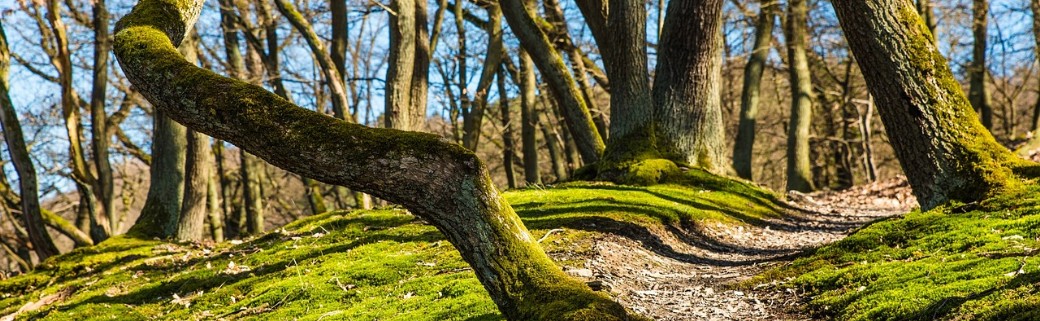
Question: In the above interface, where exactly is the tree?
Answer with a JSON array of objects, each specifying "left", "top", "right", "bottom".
[
  {"left": 112, "top": 1, "right": 643, "bottom": 319},
  {"left": 90, "top": 0, "right": 117, "bottom": 237},
  {"left": 0, "top": 22, "right": 60, "bottom": 260},
  {"left": 385, "top": 0, "right": 431, "bottom": 131},
  {"left": 969, "top": 0, "right": 993, "bottom": 130},
  {"left": 176, "top": 33, "right": 212, "bottom": 242},
  {"left": 830, "top": 0, "right": 1029, "bottom": 210},
  {"left": 733, "top": 0, "right": 777, "bottom": 180},
  {"left": 784, "top": 0, "right": 815, "bottom": 192}
]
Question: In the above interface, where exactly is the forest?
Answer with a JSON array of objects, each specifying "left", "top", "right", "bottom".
[{"left": 1, "top": 0, "right": 1040, "bottom": 319}]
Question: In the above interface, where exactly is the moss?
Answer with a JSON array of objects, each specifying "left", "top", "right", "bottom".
[
  {"left": 1, "top": 174, "right": 781, "bottom": 320},
  {"left": 753, "top": 182, "right": 1040, "bottom": 320}
]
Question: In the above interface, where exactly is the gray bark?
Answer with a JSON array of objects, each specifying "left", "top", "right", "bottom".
[
  {"left": 969, "top": 0, "right": 993, "bottom": 130},
  {"left": 784, "top": 0, "right": 815, "bottom": 192}
]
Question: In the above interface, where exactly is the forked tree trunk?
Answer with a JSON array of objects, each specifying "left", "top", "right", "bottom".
[
  {"left": 114, "top": 1, "right": 643, "bottom": 319},
  {"left": 831, "top": 0, "right": 1028, "bottom": 210},
  {"left": 784, "top": 0, "right": 815, "bottom": 192},
  {"left": 0, "top": 22, "right": 60, "bottom": 260},
  {"left": 733, "top": 0, "right": 776, "bottom": 180}
]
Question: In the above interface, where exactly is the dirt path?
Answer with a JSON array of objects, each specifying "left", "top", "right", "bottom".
[{"left": 570, "top": 178, "right": 916, "bottom": 320}]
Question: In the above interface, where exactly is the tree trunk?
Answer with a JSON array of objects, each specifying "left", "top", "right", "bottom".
[
  {"left": 1031, "top": 0, "right": 1040, "bottom": 138},
  {"left": 500, "top": 0, "right": 605, "bottom": 162},
  {"left": 499, "top": 68, "right": 518, "bottom": 189},
  {"left": 0, "top": 22, "right": 60, "bottom": 260},
  {"left": 916, "top": 0, "right": 936, "bottom": 45},
  {"left": 733, "top": 0, "right": 776, "bottom": 180},
  {"left": 461, "top": 3, "right": 504, "bottom": 150},
  {"left": 651, "top": 0, "right": 727, "bottom": 172},
  {"left": 207, "top": 170, "right": 224, "bottom": 242},
  {"left": 241, "top": 150, "right": 264, "bottom": 235},
  {"left": 47, "top": 0, "right": 107, "bottom": 242},
  {"left": 784, "top": 0, "right": 815, "bottom": 192},
  {"left": 599, "top": 0, "right": 655, "bottom": 165},
  {"left": 386, "top": 0, "right": 431, "bottom": 131},
  {"left": 831, "top": 0, "right": 1027, "bottom": 210},
  {"left": 91, "top": 0, "right": 117, "bottom": 236},
  {"left": 519, "top": 51, "right": 541, "bottom": 185},
  {"left": 113, "top": 1, "right": 644, "bottom": 319},
  {"left": 330, "top": 0, "right": 348, "bottom": 85},
  {"left": 177, "top": 129, "right": 212, "bottom": 241},
  {"left": 969, "top": 0, "right": 993, "bottom": 130}
]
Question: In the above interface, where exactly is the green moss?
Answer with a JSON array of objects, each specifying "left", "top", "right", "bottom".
[
  {"left": 1, "top": 172, "right": 780, "bottom": 320},
  {"left": 753, "top": 183, "right": 1040, "bottom": 320}
]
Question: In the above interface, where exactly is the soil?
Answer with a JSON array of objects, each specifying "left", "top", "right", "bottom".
[{"left": 562, "top": 177, "right": 916, "bottom": 320}]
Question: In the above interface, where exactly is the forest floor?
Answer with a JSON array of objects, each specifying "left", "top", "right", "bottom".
[{"left": 572, "top": 178, "right": 916, "bottom": 320}]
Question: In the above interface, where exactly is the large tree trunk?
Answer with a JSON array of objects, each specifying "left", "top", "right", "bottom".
[
  {"left": 91, "top": 0, "right": 117, "bottom": 237},
  {"left": 969, "top": 0, "right": 993, "bottom": 131},
  {"left": 599, "top": 0, "right": 654, "bottom": 165},
  {"left": 113, "top": 1, "right": 643, "bottom": 319},
  {"left": 500, "top": 0, "right": 605, "bottom": 162},
  {"left": 0, "top": 22, "right": 60, "bottom": 260},
  {"left": 831, "top": 0, "right": 1028, "bottom": 210},
  {"left": 733, "top": 0, "right": 776, "bottom": 180},
  {"left": 784, "top": 0, "right": 815, "bottom": 192},
  {"left": 651, "top": 0, "right": 727, "bottom": 172}
]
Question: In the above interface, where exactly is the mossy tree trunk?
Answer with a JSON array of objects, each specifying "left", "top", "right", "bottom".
[
  {"left": 113, "top": 1, "right": 644, "bottom": 319},
  {"left": 0, "top": 22, "right": 60, "bottom": 260},
  {"left": 500, "top": 0, "right": 605, "bottom": 162},
  {"left": 784, "top": 0, "right": 815, "bottom": 192},
  {"left": 587, "top": 0, "right": 728, "bottom": 182},
  {"left": 969, "top": 0, "right": 993, "bottom": 131},
  {"left": 651, "top": 0, "right": 727, "bottom": 172},
  {"left": 733, "top": 0, "right": 776, "bottom": 180},
  {"left": 831, "top": 0, "right": 1027, "bottom": 210},
  {"left": 916, "top": 0, "right": 937, "bottom": 45}
]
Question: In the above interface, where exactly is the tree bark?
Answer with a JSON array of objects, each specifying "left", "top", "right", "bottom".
[
  {"left": 652, "top": 0, "right": 727, "bottom": 172},
  {"left": 178, "top": 128, "right": 212, "bottom": 241},
  {"left": 0, "top": 22, "right": 60, "bottom": 260},
  {"left": 91, "top": 0, "right": 117, "bottom": 236},
  {"left": 916, "top": 0, "right": 936, "bottom": 45},
  {"left": 500, "top": 0, "right": 605, "bottom": 162},
  {"left": 499, "top": 68, "right": 518, "bottom": 189},
  {"left": 47, "top": 0, "right": 107, "bottom": 242},
  {"left": 386, "top": 0, "right": 431, "bottom": 131},
  {"left": 519, "top": 51, "right": 541, "bottom": 184},
  {"left": 733, "top": 0, "right": 776, "bottom": 180},
  {"left": 461, "top": 3, "right": 504, "bottom": 150},
  {"left": 113, "top": 1, "right": 643, "bottom": 319},
  {"left": 969, "top": 0, "right": 993, "bottom": 131},
  {"left": 1031, "top": 0, "right": 1040, "bottom": 138},
  {"left": 831, "top": 0, "right": 1027, "bottom": 210},
  {"left": 784, "top": 0, "right": 815, "bottom": 192}
]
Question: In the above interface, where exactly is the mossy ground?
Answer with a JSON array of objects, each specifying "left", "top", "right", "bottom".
[
  {"left": 753, "top": 183, "right": 1040, "bottom": 321},
  {"left": 0, "top": 171, "right": 781, "bottom": 321}
]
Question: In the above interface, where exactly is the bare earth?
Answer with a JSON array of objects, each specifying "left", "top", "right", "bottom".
[{"left": 563, "top": 178, "right": 916, "bottom": 321}]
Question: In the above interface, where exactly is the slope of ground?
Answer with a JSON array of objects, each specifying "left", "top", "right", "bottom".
[
  {"left": 756, "top": 180, "right": 1040, "bottom": 321},
  {"left": 0, "top": 171, "right": 911, "bottom": 321}
]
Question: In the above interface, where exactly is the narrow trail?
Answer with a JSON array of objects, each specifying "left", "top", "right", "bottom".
[{"left": 566, "top": 178, "right": 916, "bottom": 320}]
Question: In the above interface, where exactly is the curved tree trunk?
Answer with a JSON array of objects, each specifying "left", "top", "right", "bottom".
[
  {"left": 113, "top": 1, "right": 641, "bottom": 319},
  {"left": 784, "top": 0, "right": 815, "bottom": 192},
  {"left": 0, "top": 22, "right": 60, "bottom": 260},
  {"left": 831, "top": 0, "right": 1027, "bottom": 210},
  {"left": 733, "top": 0, "right": 776, "bottom": 180}
]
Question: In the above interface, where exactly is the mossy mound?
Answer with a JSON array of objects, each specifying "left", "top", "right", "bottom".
[
  {"left": 754, "top": 183, "right": 1040, "bottom": 321},
  {"left": 0, "top": 172, "right": 781, "bottom": 320}
]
